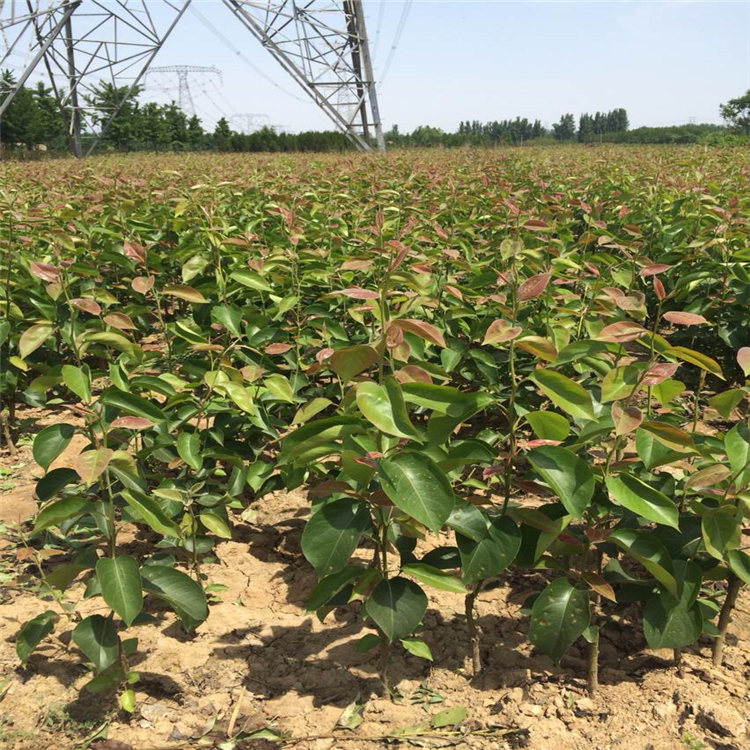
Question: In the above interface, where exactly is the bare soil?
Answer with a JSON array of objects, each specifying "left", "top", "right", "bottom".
[{"left": 0, "top": 409, "right": 748, "bottom": 750}]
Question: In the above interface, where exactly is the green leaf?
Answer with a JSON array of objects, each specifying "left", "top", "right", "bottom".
[
  {"left": 72, "top": 615, "right": 119, "bottom": 673},
  {"left": 36, "top": 467, "right": 79, "bottom": 502},
  {"left": 665, "top": 346, "right": 724, "bottom": 380},
  {"left": 725, "top": 424, "right": 750, "bottom": 490},
  {"left": 708, "top": 389, "right": 746, "bottom": 420},
  {"left": 301, "top": 498, "right": 372, "bottom": 576},
  {"left": 601, "top": 365, "right": 641, "bottom": 402},
  {"left": 75, "top": 448, "right": 113, "bottom": 485},
  {"left": 264, "top": 374, "right": 295, "bottom": 402},
  {"left": 62, "top": 364, "right": 91, "bottom": 402},
  {"left": 642, "top": 562, "right": 704, "bottom": 650},
  {"left": 701, "top": 506, "right": 741, "bottom": 560},
  {"left": 528, "top": 446, "right": 594, "bottom": 519},
  {"left": 607, "top": 528, "right": 676, "bottom": 595},
  {"left": 401, "top": 383, "right": 492, "bottom": 419},
  {"left": 200, "top": 511, "right": 232, "bottom": 539},
  {"left": 643, "top": 599, "right": 702, "bottom": 650},
  {"left": 364, "top": 576, "right": 427, "bottom": 642},
  {"left": 402, "top": 563, "right": 468, "bottom": 593},
  {"left": 33, "top": 496, "right": 90, "bottom": 533},
  {"left": 16, "top": 610, "right": 58, "bottom": 665},
  {"left": 33, "top": 424, "right": 75, "bottom": 471},
  {"left": 19, "top": 323, "right": 54, "bottom": 358},
  {"left": 605, "top": 474, "right": 679, "bottom": 529},
  {"left": 635, "top": 427, "right": 687, "bottom": 470},
  {"left": 529, "top": 369, "right": 595, "bottom": 421},
  {"left": 401, "top": 638, "right": 433, "bottom": 661},
  {"left": 211, "top": 305, "right": 243, "bottom": 337},
  {"left": 177, "top": 432, "right": 202, "bottom": 471},
  {"left": 727, "top": 549, "right": 750, "bottom": 585},
  {"left": 431, "top": 706, "right": 466, "bottom": 728},
  {"left": 529, "top": 578, "right": 590, "bottom": 665},
  {"left": 230, "top": 269, "right": 273, "bottom": 292},
  {"left": 378, "top": 452, "right": 454, "bottom": 532},
  {"left": 96, "top": 556, "right": 143, "bottom": 626},
  {"left": 281, "top": 416, "right": 366, "bottom": 466},
  {"left": 356, "top": 379, "right": 420, "bottom": 440},
  {"left": 293, "top": 397, "right": 333, "bottom": 424},
  {"left": 306, "top": 566, "right": 364, "bottom": 611},
  {"left": 162, "top": 283, "right": 207, "bottom": 303},
  {"left": 457, "top": 516, "right": 521, "bottom": 583},
  {"left": 121, "top": 489, "right": 181, "bottom": 538},
  {"left": 639, "top": 421, "right": 696, "bottom": 453},
  {"left": 140, "top": 565, "right": 208, "bottom": 630},
  {"left": 526, "top": 411, "right": 570, "bottom": 441},
  {"left": 330, "top": 345, "right": 378, "bottom": 382},
  {"left": 101, "top": 391, "right": 167, "bottom": 423}
]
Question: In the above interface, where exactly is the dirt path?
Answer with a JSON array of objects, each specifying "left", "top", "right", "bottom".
[{"left": 1, "top": 476, "right": 748, "bottom": 750}]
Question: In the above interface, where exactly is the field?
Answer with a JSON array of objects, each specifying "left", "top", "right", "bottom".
[{"left": 0, "top": 146, "right": 749, "bottom": 750}]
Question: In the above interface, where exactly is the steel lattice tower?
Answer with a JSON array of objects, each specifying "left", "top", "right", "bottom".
[
  {"left": 0, "top": 0, "right": 385, "bottom": 155},
  {"left": 144, "top": 65, "right": 222, "bottom": 117}
]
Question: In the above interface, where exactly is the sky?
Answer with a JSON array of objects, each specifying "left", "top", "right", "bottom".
[{"left": 6, "top": 1, "right": 750, "bottom": 133}]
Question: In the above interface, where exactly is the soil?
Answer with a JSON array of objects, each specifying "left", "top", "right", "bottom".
[{"left": 1, "top": 409, "right": 748, "bottom": 750}]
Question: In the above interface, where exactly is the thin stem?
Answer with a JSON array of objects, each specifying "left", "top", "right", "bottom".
[
  {"left": 465, "top": 581, "right": 483, "bottom": 676},
  {"left": 712, "top": 576, "right": 742, "bottom": 667},
  {"left": 587, "top": 627, "right": 599, "bottom": 695}
]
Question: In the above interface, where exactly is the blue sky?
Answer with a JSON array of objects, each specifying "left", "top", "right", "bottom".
[{"left": 8, "top": 1, "right": 750, "bottom": 133}]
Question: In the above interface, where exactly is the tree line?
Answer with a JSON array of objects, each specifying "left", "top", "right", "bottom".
[{"left": 1, "top": 70, "right": 747, "bottom": 154}]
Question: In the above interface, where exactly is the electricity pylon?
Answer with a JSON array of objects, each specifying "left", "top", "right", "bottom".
[
  {"left": 144, "top": 65, "right": 222, "bottom": 117},
  {"left": 231, "top": 113, "right": 270, "bottom": 134},
  {"left": 0, "top": 0, "right": 385, "bottom": 155}
]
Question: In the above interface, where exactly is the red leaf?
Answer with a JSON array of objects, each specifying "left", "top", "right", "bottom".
[
  {"left": 386, "top": 240, "right": 410, "bottom": 271},
  {"left": 123, "top": 241, "right": 146, "bottom": 266},
  {"left": 523, "top": 219, "right": 550, "bottom": 231},
  {"left": 132, "top": 276, "right": 155, "bottom": 294},
  {"left": 595, "top": 321, "right": 646, "bottom": 343},
  {"left": 639, "top": 264, "right": 672, "bottom": 277},
  {"left": 70, "top": 298, "right": 101, "bottom": 316},
  {"left": 394, "top": 365, "right": 432, "bottom": 384},
  {"left": 518, "top": 273, "right": 550, "bottom": 302},
  {"left": 386, "top": 325, "right": 404, "bottom": 349},
  {"left": 738, "top": 347, "right": 750, "bottom": 377},
  {"left": 392, "top": 319, "right": 446, "bottom": 347},
  {"left": 443, "top": 285, "right": 463, "bottom": 301},
  {"left": 340, "top": 258, "right": 373, "bottom": 271},
  {"left": 316, "top": 347, "right": 334, "bottom": 363},
  {"left": 103, "top": 312, "right": 137, "bottom": 330},
  {"left": 653, "top": 276, "right": 666, "bottom": 301},
  {"left": 265, "top": 343, "right": 292, "bottom": 355},
  {"left": 484, "top": 320, "right": 522, "bottom": 345},
  {"left": 30, "top": 261, "right": 60, "bottom": 283},
  {"left": 111, "top": 417, "right": 154, "bottom": 430},
  {"left": 663, "top": 311, "right": 708, "bottom": 326},
  {"left": 328, "top": 287, "right": 380, "bottom": 300},
  {"left": 642, "top": 362, "right": 680, "bottom": 386}
]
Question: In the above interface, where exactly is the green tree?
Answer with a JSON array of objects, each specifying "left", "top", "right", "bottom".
[
  {"left": 0, "top": 70, "right": 41, "bottom": 148},
  {"left": 86, "top": 82, "right": 141, "bottom": 149},
  {"left": 552, "top": 113, "right": 576, "bottom": 141},
  {"left": 720, "top": 90, "right": 750, "bottom": 135},
  {"left": 213, "top": 117, "right": 233, "bottom": 151}
]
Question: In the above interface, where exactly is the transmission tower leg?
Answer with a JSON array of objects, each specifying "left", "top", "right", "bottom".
[
  {"left": 63, "top": 15, "right": 83, "bottom": 158},
  {"left": 83, "top": 0, "right": 194, "bottom": 156},
  {"left": 0, "top": 1, "right": 80, "bottom": 119},
  {"left": 353, "top": 0, "right": 384, "bottom": 153}
]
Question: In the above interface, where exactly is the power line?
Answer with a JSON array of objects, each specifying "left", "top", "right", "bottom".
[
  {"left": 380, "top": 0, "right": 413, "bottom": 85},
  {"left": 188, "top": 3, "right": 307, "bottom": 104},
  {"left": 372, "top": 0, "right": 386, "bottom": 61}
]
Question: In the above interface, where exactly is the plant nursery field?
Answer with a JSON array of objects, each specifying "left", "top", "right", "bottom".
[{"left": 0, "top": 146, "right": 749, "bottom": 750}]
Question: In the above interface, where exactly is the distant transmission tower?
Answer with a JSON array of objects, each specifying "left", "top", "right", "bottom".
[
  {"left": 144, "top": 65, "right": 222, "bottom": 117},
  {"left": 0, "top": 1, "right": 385, "bottom": 155},
  {"left": 231, "top": 113, "right": 270, "bottom": 133}
]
